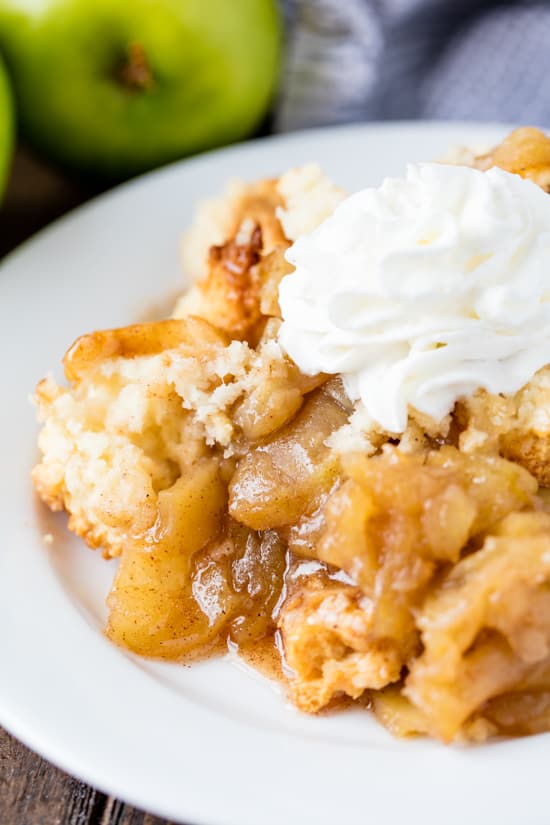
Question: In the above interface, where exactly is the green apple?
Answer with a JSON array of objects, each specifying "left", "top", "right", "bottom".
[
  {"left": 0, "top": 0, "right": 281, "bottom": 179},
  {"left": 0, "top": 52, "right": 13, "bottom": 198}
]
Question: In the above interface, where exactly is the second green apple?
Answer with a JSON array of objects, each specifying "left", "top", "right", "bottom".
[
  {"left": 0, "top": 0, "right": 281, "bottom": 179},
  {"left": 0, "top": 53, "right": 13, "bottom": 198}
]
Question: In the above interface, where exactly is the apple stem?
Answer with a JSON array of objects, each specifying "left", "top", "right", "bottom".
[{"left": 118, "top": 43, "right": 155, "bottom": 93}]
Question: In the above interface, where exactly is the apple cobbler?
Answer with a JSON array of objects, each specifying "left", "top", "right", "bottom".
[{"left": 33, "top": 127, "right": 550, "bottom": 743}]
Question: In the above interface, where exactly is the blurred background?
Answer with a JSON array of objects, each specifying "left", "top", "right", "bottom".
[{"left": 1, "top": 0, "right": 550, "bottom": 258}]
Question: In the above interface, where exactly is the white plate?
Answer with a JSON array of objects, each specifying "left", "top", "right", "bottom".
[{"left": 1, "top": 122, "right": 546, "bottom": 825}]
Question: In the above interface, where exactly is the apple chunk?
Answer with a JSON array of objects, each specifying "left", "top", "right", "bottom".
[
  {"left": 106, "top": 458, "right": 227, "bottom": 658},
  {"left": 228, "top": 385, "right": 348, "bottom": 530}
]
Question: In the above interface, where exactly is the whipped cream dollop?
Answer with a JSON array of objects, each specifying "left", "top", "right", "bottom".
[{"left": 278, "top": 162, "right": 550, "bottom": 433}]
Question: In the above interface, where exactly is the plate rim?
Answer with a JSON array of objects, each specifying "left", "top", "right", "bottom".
[{"left": 1, "top": 118, "right": 517, "bottom": 269}]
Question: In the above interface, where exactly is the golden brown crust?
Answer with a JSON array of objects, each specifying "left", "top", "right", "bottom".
[
  {"left": 196, "top": 224, "right": 264, "bottom": 340},
  {"left": 232, "top": 180, "right": 288, "bottom": 251},
  {"left": 201, "top": 177, "right": 287, "bottom": 256},
  {"left": 501, "top": 430, "right": 550, "bottom": 487},
  {"left": 475, "top": 127, "right": 550, "bottom": 190},
  {"left": 457, "top": 367, "right": 550, "bottom": 487},
  {"left": 175, "top": 234, "right": 292, "bottom": 343},
  {"left": 278, "top": 574, "right": 402, "bottom": 712},
  {"left": 64, "top": 317, "right": 227, "bottom": 383}
]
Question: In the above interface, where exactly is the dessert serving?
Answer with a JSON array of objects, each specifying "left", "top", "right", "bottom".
[{"left": 33, "top": 127, "right": 550, "bottom": 744}]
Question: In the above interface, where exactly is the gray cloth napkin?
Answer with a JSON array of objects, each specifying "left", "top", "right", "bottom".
[{"left": 276, "top": 0, "right": 550, "bottom": 130}]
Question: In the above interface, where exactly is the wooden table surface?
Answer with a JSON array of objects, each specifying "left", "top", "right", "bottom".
[{"left": 0, "top": 147, "right": 182, "bottom": 825}]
